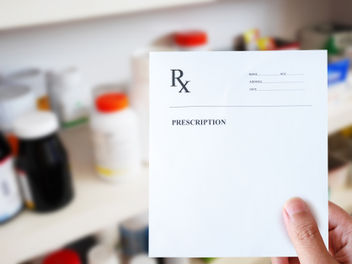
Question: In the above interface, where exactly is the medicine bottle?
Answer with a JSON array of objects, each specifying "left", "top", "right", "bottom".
[
  {"left": 90, "top": 93, "right": 141, "bottom": 181},
  {"left": 0, "top": 132, "right": 22, "bottom": 224},
  {"left": 14, "top": 111, "right": 74, "bottom": 212}
]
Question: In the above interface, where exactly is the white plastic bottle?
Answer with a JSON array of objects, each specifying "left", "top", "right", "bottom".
[
  {"left": 90, "top": 92, "right": 141, "bottom": 182},
  {"left": 130, "top": 46, "right": 174, "bottom": 164}
]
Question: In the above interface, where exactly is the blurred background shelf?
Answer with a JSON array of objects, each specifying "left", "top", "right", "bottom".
[
  {"left": 328, "top": 98, "right": 352, "bottom": 134},
  {"left": 0, "top": 125, "right": 148, "bottom": 264},
  {"left": 198, "top": 258, "right": 271, "bottom": 264},
  {"left": 0, "top": 0, "right": 214, "bottom": 31},
  {"left": 328, "top": 102, "right": 352, "bottom": 134},
  {"left": 1, "top": 0, "right": 352, "bottom": 263},
  {"left": 330, "top": 187, "right": 352, "bottom": 213}
]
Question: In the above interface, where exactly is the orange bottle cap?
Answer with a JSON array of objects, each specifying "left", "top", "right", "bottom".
[
  {"left": 95, "top": 93, "right": 128, "bottom": 113},
  {"left": 174, "top": 30, "right": 208, "bottom": 47}
]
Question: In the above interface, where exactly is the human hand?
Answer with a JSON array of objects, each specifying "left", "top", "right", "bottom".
[{"left": 272, "top": 197, "right": 352, "bottom": 264}]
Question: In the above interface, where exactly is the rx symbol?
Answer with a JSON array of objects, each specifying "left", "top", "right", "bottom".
[{"left": 171, "top": 69, "right": 190, "bottom": 93}]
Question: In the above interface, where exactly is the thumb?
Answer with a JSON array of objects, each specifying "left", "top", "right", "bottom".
[{"left": 283, "top": 198, "right": 335, "bottom": 264}]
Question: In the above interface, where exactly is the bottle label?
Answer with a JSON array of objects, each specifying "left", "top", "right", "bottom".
[
  {"left": 17, "top": 170, "right": 35, "bottom": 209},
  {"left": 92, "top": 130, "right": 140, "bottom": 179},
  {"left": 0, "top": 157, "right": 22, "bottom": 222}
]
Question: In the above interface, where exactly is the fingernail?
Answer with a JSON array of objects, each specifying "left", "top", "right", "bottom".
[{"left": 284, "top": 197, "right": 308, "bottom": 217}]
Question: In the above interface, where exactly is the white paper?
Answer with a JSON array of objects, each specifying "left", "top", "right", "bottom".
[{"left": 149, "top": 51, "right": 328, "bottom": 257}]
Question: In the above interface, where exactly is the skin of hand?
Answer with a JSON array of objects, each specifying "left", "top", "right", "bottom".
[{"left": 272, "top": 198, "right": 352, "bottom": 264}]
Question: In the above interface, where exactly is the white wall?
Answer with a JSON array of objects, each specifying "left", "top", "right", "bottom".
[{"left": 0, "top": 0, "right": 330, "bottom": 89}]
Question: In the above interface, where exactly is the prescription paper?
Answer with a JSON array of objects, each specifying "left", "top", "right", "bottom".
[{"left": 149, "top": 51, "right": 328, "bottom": 257}]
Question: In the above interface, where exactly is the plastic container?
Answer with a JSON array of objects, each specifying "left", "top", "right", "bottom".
[
  {"left": 14, "top": 111, "right": 74, "bottom": 212},
  {"left": 119, "top": 213, "right": 148, "bottom": 256},
  {"left": 328, "top": 59, "right": 350, "bottom": 86},
  {"left": 47, "top": 67, "right": 90, "bottom": 128},
  {"left": 43, "top": 249, "right": 81, "bottom": 264},
  {"left": 8, "top": 68, "right": 49, "bottom": 110},
  {"left": 243, "top": 28, "right": 260, "bottom": 50},
  {"left": 88, "top": 244, "right": 120, "bottom": 264},
  {"left": 90, "top": 93, "right": 141, "bottom": 182},
  {"left": 0, "top": 133, "right": 23, "bottom": 224},
  {"left": 174, "top": 30, "right": 208, "bottom": 51}
]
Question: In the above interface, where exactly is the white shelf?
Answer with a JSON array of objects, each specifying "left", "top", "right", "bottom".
[
  {"left": 0, "top": 125, "right": 148, "bottom": 264},
  {"left": 0, "top": 0, "right": 213, "bottom": 31}
]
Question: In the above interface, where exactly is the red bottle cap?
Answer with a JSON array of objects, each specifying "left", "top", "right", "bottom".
[
  {"left": 43, "top": 249, "right": 81, "bottom": 264},
  {"left": 174, "top": 31, "right": 208, "bottom": 47},
  {"left": 95, "top": 93, "right": 128, "bottom": 113}
]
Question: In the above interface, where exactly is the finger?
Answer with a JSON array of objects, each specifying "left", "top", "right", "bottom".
[
  {"left": 271, "top": 257, "right": 289, "bottom": 264},
  {"left": 283, "top": 198, "right": 335, "bottom": 264},
  {"left": 328, "top": 201, "right": 352, "bottom": 255},
  {"left": 329, "top": 201, "right": 352, "bottom": 231}
]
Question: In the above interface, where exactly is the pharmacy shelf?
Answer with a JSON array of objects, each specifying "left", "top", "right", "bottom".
[
  {"left": 329, "top": 100, "right": 352, "bottom": 135},
  {"left": 0, "top": 125, "right": 148, "bottom": 264}
]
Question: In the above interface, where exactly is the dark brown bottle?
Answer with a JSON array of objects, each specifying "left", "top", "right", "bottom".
[{"left": 14, "top": 111, "right": 74, "bottom": 212}]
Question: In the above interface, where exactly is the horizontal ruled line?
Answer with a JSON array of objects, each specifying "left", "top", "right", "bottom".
[
  {"left": 169, "top": 105, "right": 312, "bottom": 109},
  {"left": 255, "top": 73, "right": 304, "bottom": 76},
  {"left": 261, "top": 81, "right": 304, "bottom": 84},
  {"left": 255, "top": 89, "right": 305, "bottom": 91}
]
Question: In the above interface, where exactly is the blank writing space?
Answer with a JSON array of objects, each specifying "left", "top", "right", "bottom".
[
  {"left": 257, "top": 73, "right": 304, "bottom": 76},
  {"left": 249, "top": 72, "right": 305, "bottom": 92}
]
